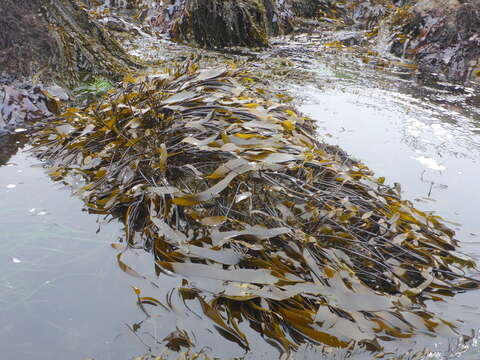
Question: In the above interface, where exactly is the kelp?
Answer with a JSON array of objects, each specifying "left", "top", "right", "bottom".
[{"left": 33, "top": 64, "right": 479, "bottom": 354}]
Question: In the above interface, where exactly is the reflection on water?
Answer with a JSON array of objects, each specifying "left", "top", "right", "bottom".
[
  {"left": 0, "top": 148, "right": 147, "bottom": 360},
  {"left": 292, "top": 31, "right": 480, "bottom": 355},
  {"left": 0, "top": 134, "right": 26, "bottom": 166}
]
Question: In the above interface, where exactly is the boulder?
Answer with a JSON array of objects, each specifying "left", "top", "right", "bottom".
[
  {"left": 0, "top": 0, "right": 141, "bottom": 87},
  {"left": 171, "top": 0, "right": 271, "bottom": 48},
  {"left": 149, "top": 0, "right": 327, "bottom": 48},
  {"left": 391, "top": 0, "right": 480, "bottom": 82}
]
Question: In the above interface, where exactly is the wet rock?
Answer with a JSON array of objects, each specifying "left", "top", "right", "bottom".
[
  {"left": 0, "top": 85, "right": 65, "bottom": 134},
  {"left": 150, "top": 0, "right": 271, "bottom": 48},
  {"left": 391, "top": 0, "right": 480, "bottom": 82},
  {"left": 286, "top": 0, "right": 320, "bottom": 18},
  {"left": 174, "top": 0, "right": 271, "bottom": 48},
  {"left": 42, "top": 0, "right": 142, "bottom": 85},
  {"left": 1, "top": 0, "right": 141, "bottom": 87},
  {"left": 264, "top": 0, "right": 294, "bottom": 36},
  {"left": 350, "top": 1, "right": 388, "bottom": 29},
  {"left": 309, "top": 0, "right": 388, "bottom": 29},
  {"left": 0, "top": 0, "right": 56, "bottom": 80},
  {"left": 149, "top": 0, "right": 322, "bottom": 48}
]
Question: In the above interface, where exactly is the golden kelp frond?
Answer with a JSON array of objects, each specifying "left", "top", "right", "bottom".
[{"left": 33, "top": 64, "right": 479, "bottom": 353}]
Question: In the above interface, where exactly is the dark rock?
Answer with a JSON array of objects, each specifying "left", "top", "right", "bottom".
[
  {"left": 0, "top": 0, "right": 56, "bottom": 80},
  {"left": 1, "top": 0, "right": 141, "bottom": 87},
  {"left": 286, "top": 0, "right": 320, "bottom": 18},
  {"left": 172, "top": 0, "right": 271, "bottom": 48},
  {"left": 149, "top": 0, "right": 321, "bottom": 48},
  {"left": 391, "top": 0, "right": 480, "bottom": 83},
  {"left": 150, "top": 0, "right": 273, "bottom": 48}
]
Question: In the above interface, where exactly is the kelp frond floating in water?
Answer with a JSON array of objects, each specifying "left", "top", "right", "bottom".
[{"left": 33, "top": 63, "right": 479, "bottom": 353}]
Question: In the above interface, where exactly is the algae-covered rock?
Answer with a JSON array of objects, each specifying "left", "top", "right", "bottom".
[
  {"left": 151, "top": 0, "right": 274, "bottom": 48},
  {"left": 150, "top": 0, "right": 306, "bottom": 48},
  {"left": 287, "top": 0, "right": 321, "bottom": 17},
  {"left": 391, "top": 0, "right": 480, "bottom": 82},
  {"left": 41, "top": 0, "right": 142, "bottom": 85},
  {"left": 1, "top": 0, "right": 141, "bottom": 86},
  {"left": 173, "top": 0, "right": 271, "bottom": 47},
  {"left": 0, "top": 0, "right": 56, "bottom": 79}
]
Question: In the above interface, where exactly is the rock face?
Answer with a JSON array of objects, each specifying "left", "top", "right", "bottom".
[
  {"left": 41, "top": 0, "right": 141, "bottom": 85},
  {"left": 171, "top": 0, "right": 271, "bottom": 48},
  {"left": 0, "top": 0, "right": 140, "bottom": 132},
  {"left": 0, "top": 0, "right": 56, "bottom": 79},
  {"left": 391, "top": 0, "right": 480, "bottom": 82},
  {"left": 0, "top": 0, "right": 140, "bottom": 86},
  {"left": 150, "top": 0, "right": 322, "bottom": 48}
]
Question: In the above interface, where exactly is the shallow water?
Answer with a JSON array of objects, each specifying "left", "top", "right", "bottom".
[
  {"left": 0, "top": 144, "right": 148, "bottom": 359},
  {"left": 287, "top": 31, "right": 480, "bottom": 355},
  {"left": 1, "top": 24, "right": 480, "bottom": 359}
]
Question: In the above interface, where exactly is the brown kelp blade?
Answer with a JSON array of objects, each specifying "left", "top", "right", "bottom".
[{"left": 33, "top": 64, "right": 479, "bottom": 353}]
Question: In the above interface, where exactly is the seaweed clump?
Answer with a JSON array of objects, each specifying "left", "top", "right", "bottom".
[{"left": 33, "top": 64, "right": 479, "bottom": 352}]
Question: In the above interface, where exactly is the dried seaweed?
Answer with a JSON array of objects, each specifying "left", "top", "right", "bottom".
[{"left": 33, "top": 64, "right": 479, "bottom": 353}]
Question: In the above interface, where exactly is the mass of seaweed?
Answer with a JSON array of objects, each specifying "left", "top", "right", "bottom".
[{"left": 32, "top": 64, "right": 479, "bottom": 354}]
